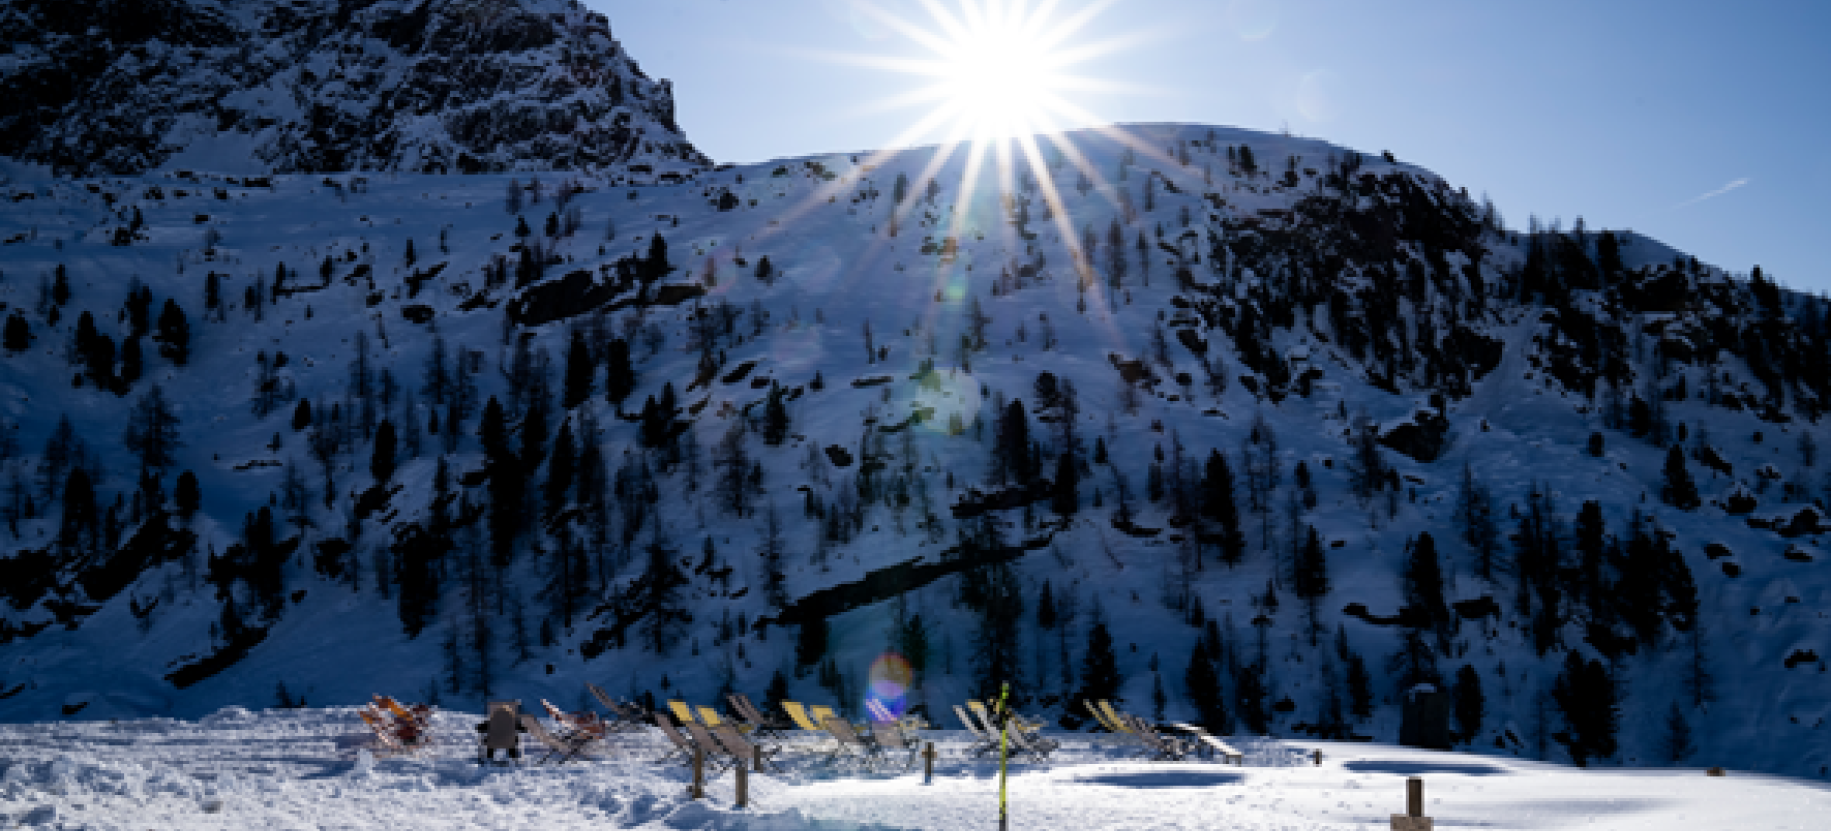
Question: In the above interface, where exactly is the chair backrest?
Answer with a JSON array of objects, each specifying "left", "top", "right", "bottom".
[
  {"left": 586, "top": 682, "right": 616, "bottom": 712},
  {"left": 822, "top": 715, "right": 868, "bottom": 748},
  {"left": 519, "top": 714, "right": 559, "bottom": 748},
  {"left": 728, "top": 693, "right": 762, "bottom": 724},
  {"left": 954, "top": 704, "right": 988, "bottom": 738},
  {"left": 965, "top": 703, "right": 1000, "bottom": 735},
  {"left": 695, "top": 705, "right": 724, "bottom": 727},
  {"left": 682, "top": 721, "right": 728, "bottom": 758},
  {"left": 653, "top": 712, "right": 695, "bottom": 751},
  {"left": 781, "top": 701, "right": 821, "bottom": 731},
  {"left": 872, "top": 719, "right": 908, "bottom": 749},
  {"left": 1083, "top": 699, "right": 1116, "bottom": 731},
  {"left": 667, "top": 700, "right": 698, "bottom": 724},
  {"left": 711, "top": 723, "right": 756, "bottom": 759},
  {"left": 865, "top": 698, "right": 894, "bottom": 722},
  {"left": 809, "top": 705, "right": 838, "bottom": 727},
  {"left": 484, "top": 705, "right": 521, "bottom": 751},
  {"left": 1099, "top": 701, "right": 1132, "bottom": 733}
]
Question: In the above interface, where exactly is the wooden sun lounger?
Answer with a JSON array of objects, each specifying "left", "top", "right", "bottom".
[
  {"left": 728, "top": 693, "right": 792, "bottom": 741},
  {"left": 651, "top": 712, "right": 697, "bottom": 766},
  {"left": 667, "top": 700, "right": 700, "bottom": 725},
  {"left": 780, "top": 701, "right": 823, "bottom": 732},
  {"left": 521, "top": 714, "right": 597, "bottom": 764},
  {"left": 1121, "top": 714, "right": 1191, "bottom": 762},
  {"left": 822, "top": 716, "right": 886, "bottom": 770},
  {"left": 712, "top": 723, "right": 781, "bottom": 773},
  {"left": 1168, "top": 722, "right": 1244, "bottom": 764},
  {"left": 586, "top": 683, "right": 650, "bottom": 733},
  {"left": 682, "top": 721, "right": 742, "bottom": 773},
  {"left": 953, "top": 704, "right": 999, "bottom": 758},
  {"left": 869, "top": 720, "right": 922, "bottom": 770}
]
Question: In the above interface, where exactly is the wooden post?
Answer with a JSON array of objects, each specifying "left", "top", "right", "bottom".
[
  {"left": 753, "top": 744, "right": 763, "bottom": 772},
  {"left": 735, "top": 757, "right": 748, "bottom": 808},
  {"left": 923, "top": 741, "right": 937, "bottom": 785},
  {"left": 1390, "top": 777, "right": 1432, "bottom": 831},
  {"left": 691, "top": 747, "right": 704, "bottom": 799},
  {"left": 1312, "top": 749, "right": 1323, "bottom": 766}
]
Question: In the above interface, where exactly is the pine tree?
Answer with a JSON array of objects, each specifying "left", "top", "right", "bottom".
[
  {"left": 1452, "top": 664, "right": 1484, "bottom": 743},
  {"left": 1291, "top": 525, "right": 1330, "bottom": 642},
  {"left": 1658, "top": 701, "right": 1695, "bottom": 762},
  {"left": 1051, "top": 450, "right": 1079, "bottom": 515},
  {"left": 123, "top": 384, "right": 183, "bottom": 475},
  {"left": 480, "top": 396, "right": 522, "bottom": 565},
  {"left": 370, "top": 419, "right": 397, "bottom": 484},
  {"left": 562, "top": 329, "right": 594, "bottom": 409},
  {"left": 1073, "top": 619, "right": 1123, "bottom": 709},
  {"left": 173, "top": 470, "right": 201, "bottom": 519},
  {"left": 796, "top": 616, "right": 829, "bottom": 669},
  {"left": 1202, "top": 450, "right": 1245, "bottom": 566},
  {"left": 153, "top": 300, "right": 189, "bottom": 365},
  {"left": 1402, "top": 532, "right": 1449, "bottom": 640},
  {"left": 57, "top": 468, "right": 98, "bottom": 551},
  {"left": 1660, "top": 445, "right": 1700, "bottom": 509},
  {"left": 2, "top": 312, "right": 29, "bottom": 353},
  {"left": 603, "top": 337, "right": 635, "bottom": 409},
  {"left": 1184, "top": 642, "right": 1227, "bottom": 731},
  {"left": 1551, "top": 650, "right": 1618, "bottom": 766},
  {"left": 762, "top": 382, "right": 789, "bottom": 445}
]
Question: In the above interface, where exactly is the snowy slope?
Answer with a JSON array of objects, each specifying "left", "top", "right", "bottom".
[{"left": 0, "top": 120, "right": 1827, "bottom": 784}]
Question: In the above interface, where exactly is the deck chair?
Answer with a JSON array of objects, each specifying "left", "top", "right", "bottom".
[
  {"left": 586, "top": 684, "right": 647, "bottom": 733},
  {"left": 808, "top": 705, "right": 841, "bottom": 731},
  {"left": 542, "top": 699, "right": 605, "bottom": 738},
  {"left": 1084, "top": 699, "right": 1123, "bottom": 732},
  {"left": 360, "top": 709, "right": 411, "bottom": 755},
  {"left": 475, "top": 701, "right": 523, "bottom": 765},
  {"left": 683, "top": 722, "right": 742, "bottom": 772},
  {"left": 651, "top": 712, "right": 697, "bottom": 766},
  {"left": 1167, "top": 722, "right": 1244, "bottom": 764},
  {"left": 822, "top": 716, "right": 886, "bottom": 770},
  {"left": 697, "top": 704, "right": 744, "bottom": 731},
  {"left": 667, "top": 700, "right": 700, "bottom": 725},
  {"left": 865, "top": 698, "right": 896, "bottom": 723},
  {"left": 1122, "top": 714, "right": 1190, "bottom": 762},
  {"left": 712, "top": 723, "right": 781, "bottom": 773},
  {"left": 970, "top": 699, "right": 1042, "bottom": 733},
  {"left": 780, "top": 701, "right": 823, "bottom": 732},
  {"left": 869, "top": 720, "right": 922, "bottom": 770},
  {"left": 522, "top": 714, "right": 596, "bottom": 764},
  {"left": 1004, "top": 721, "right": 1060, "bottom": 764},
  {"left": 953, "top": 704, "right": 999, "bottom": 758},
  {"left": 728, "top": 693, "right": 792, "bottom": 741}
]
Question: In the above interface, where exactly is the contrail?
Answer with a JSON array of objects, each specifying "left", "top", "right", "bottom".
[{"left": 1674, "top": 177, "right": 1749, "bottom": 209}]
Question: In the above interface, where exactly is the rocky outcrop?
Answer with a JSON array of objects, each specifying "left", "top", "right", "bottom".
[{"left": 0, "top": 0, "right": 709, "bottom": 176}]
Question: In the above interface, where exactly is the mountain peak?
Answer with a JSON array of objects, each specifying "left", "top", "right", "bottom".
[{"left": 0, "top": 0, "right": 709, "bottom": 177}]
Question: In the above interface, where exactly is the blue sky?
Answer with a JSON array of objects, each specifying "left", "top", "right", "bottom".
[{"left": 596, "top": 0, "right": 1830, "bottom": 295}]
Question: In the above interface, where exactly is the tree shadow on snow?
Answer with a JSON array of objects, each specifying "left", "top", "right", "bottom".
[
  {"left": 1342, "top": 760, "right": 1509, "bottom": 777},
  {"left": 1076, "top": 769, "right": 1246, "bottom": 788}
]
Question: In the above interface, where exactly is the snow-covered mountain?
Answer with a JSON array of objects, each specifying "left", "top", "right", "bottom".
[
  {"left": 0, "top": 12, "right": 1828, "bottom": 782},
  {"left": 0, "top": 0, "right": 706, "bottom": 177}
]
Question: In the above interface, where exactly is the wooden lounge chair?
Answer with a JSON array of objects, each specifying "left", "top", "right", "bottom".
[
  {"left": 869, "top": 720, "right": 922, "bottom": 770},
  {"left": 360, "top": 709, "right": 411, "bottom": 755},
  {"left": 1004, "top": 720, "right": 1060, "bottom": 764},
  {"left": 475, "top": 701, "right": 524, "bottom": 765},
  {"left": 712, "top": 723, "right": 781, "bottom": 772},
  {"left": 728, "top": 693, "right": 792, "bottom": 740},
  {"left": 651, "top": 712, "right": 697, "bottom": 766},
  {"left": 667, "top": 700, "right": 700, "bottom": 725},
  {"left": 542, "top": 699, "right": 608, "bottom": 740},
  {"left": 808, "top": 705, "right": 841, "bottom": 731},
  {"left": 822, "top": 716, "right": 886, "bottom": 770},
  {"left": 522, "top": 714, "right": 597, "bottom": 764},
  {"left": 586, "top": 683, "right": 649, "bottom": 733},
  {"left": 683, "top": 722, "right": 742, "bottom": 772},
  {"left": 970, "top": 699, "right": 1042, "bottom": 733},
  {"left": 1122, "top": 714, "right": 1190, "bottom": 762},
  {"left": 780, "top": 701, "right": 823, "bottom": 732},
  {"left": 1167, "top": 722, "right": 1244, "bottom": 764},
  {"left": 953, "top": 704, "right": 999, "bottom": 758}
]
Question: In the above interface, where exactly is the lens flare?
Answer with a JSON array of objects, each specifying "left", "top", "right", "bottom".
[{"left": 868, "top": 652, "right": 915, "bottom": 717}]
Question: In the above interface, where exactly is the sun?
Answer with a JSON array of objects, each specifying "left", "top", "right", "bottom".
[
  {"left": 931, "top": 3, "right": 1069, "bottom": 139},
  {"left": 854, "top": 0, "right": 1122, "bottom": 143}
]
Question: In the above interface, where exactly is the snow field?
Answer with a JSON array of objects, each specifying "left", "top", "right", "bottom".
[{"left": 2, "top": 708, "right": 1829, "bottom": 830}]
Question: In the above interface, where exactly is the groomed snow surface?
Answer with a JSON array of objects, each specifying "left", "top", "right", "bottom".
[{"left": 3, "top": 707, "right": 1826, "bottom": 830}]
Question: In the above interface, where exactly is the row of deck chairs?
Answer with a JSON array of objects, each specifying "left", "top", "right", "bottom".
[
  {"left": 953, "top": 700, "right": 1059, "bottom": 763},
  {"left": 1083, "top": 699, "right": 1243, "bottom": 763},
  {"left": 360, "top": 695, "right": 434, "bottom": 754}
]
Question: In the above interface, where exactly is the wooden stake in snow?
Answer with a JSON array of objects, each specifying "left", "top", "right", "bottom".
[
  {"left": 735, "top": 757, "right": 748, "bottom": 808},
  {"left": 1390, "top": 777, "right": 1432, "bottom": 830},
  {"left": 923, "top": 741, "right": 937, "bottom": 785},
  {"left": 691, "top": 747, "right": 704, "bottom": 800}
]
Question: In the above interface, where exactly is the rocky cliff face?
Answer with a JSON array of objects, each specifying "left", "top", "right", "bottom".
[{"left": 0, "top": 0, "right": 709, "bottom": 176}]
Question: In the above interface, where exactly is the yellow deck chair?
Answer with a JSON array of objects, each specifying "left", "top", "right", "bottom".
[
  {"left": 972, "top": 698, "right": 1040, "bottom": 732},
  {"left": 667, "top": 700, "right": 699, "bottom": 724},
  {"left": 1085, "top": 699, "right": 1122, "bottom": 732},
  {"left": 781, "top": 701, "right": 822, "bottom": 731},
  {"left": 809, "top": 704, "right": 840, "bottom": 728},
  {"left": 1098, "top": 700, "right": 1135, "bottom": 733},
  {"left": 695, "top": 705, "right": 728, "bottom": 727}
]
